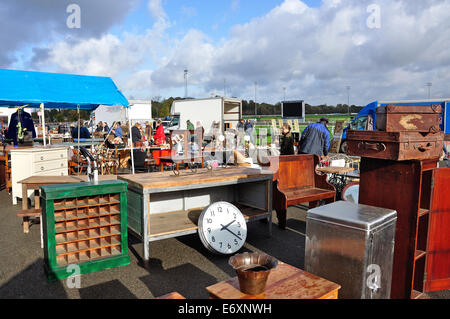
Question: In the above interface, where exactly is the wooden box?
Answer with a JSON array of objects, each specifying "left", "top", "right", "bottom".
[
  {"left": 347, "top": 130, "right": 444, "bottom": 161},
  {"left": 376, "top": 104, "right": 441, "bottom": 133},
  {"left": 41, "top": 180, "right": 130, "bottom": 281}
]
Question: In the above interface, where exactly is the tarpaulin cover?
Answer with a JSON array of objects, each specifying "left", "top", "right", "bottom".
[{"left": 0, "top": 68, "right": 129, "bottom": 110}]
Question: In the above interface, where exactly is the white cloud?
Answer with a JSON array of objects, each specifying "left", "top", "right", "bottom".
[{"left": 18, "top": 0, "right": 450, "bottom": 105}]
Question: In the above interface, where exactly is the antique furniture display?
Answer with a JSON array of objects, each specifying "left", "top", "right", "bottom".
[
  {"left": 118, "top": 167, "right": 273, "bottom": 266},
  {"left": 347, "top": 130, "right": 444, "bottom": 161},
  {"left": 422, "top": 168, "right": 450, "bottom": 293},
  {"left": 267, "top": 155, "right": 336, "bottom": 229},
  {"left": 376, "top": 104, "right": 441, "bottom": 133},
  {"left": 358, "top": 157, "right": 439, "bottom": 299},
  {"left": 206, "top": 262, "right": 341, "bottom": 299},
  {"left": 198, "top": 202, "right": 247, "bottom": 255},
  {"left": 305, "top": 201, "right": 397, "bottom": 299},
  {"left": 40, "top": 180, "right": 130, "bottom": 281},
  {"left": 10, "top": 146, "right": 69, "bottom": 205}
]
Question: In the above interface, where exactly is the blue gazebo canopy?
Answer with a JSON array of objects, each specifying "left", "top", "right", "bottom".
[{"left": 0, "top": 68, "right": 129, "bottom": 110}]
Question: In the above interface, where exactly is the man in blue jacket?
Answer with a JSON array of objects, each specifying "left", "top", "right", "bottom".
[{"left": 298, "top": 117, "right": 331, "bottom": 157}]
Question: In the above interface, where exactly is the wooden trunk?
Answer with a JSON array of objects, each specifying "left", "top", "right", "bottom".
[
  {"left": 347, "top": 130, "right": 444, "bottom": 161},
  {"left": 376, "top": 104, "right": 441, "bottom": 133}
]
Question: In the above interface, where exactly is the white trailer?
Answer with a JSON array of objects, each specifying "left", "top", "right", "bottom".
[
  {"left": 94, "top": 100, "right": 152, "bottom": 126},
  {"left": 169, "top": 97, "right": 242, "bottom": 137}
]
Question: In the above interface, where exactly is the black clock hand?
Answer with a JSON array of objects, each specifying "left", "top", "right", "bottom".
[
  {"left": 220, "top": 220, "right": 235, "bottom": 231},
  {"left": 220, "top": 224, "right": 242, "bottom": 241}
]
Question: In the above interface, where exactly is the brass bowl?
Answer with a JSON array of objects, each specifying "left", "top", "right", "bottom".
[{"left": 229, "top": 252, "right": 278, "bottom": 295}]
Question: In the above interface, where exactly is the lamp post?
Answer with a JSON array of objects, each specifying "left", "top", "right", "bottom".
[
  {"left": 184, "top": 69, "right": 188, "bottom": 98},
  {"left": 346, "top": 86, "right": 351, "bottom": 117},
  {"left": 283, "top": 87, "right": 286, "bottom": 102},
  {"left": 426, "top": 82, "right": 432, "bottom": 99},
  {"left": 254, "top": 81, "right": 257, "bottom": 116}
]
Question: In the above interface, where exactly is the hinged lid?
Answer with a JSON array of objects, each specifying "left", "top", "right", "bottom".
[
  {"left": 376, "top": 104, "right": 442, "bottom": 114},
  {"left": 307, "top": 201, "right": 397, "bottom": 231}
]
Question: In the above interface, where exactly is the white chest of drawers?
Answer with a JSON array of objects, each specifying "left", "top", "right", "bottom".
[{"left": 10, "top": 147, "right": 69, "bottom": 205}]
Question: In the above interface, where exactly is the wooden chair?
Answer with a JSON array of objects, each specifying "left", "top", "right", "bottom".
[{"left": 267, "top": 155, "right": 336, "bottom": 229}]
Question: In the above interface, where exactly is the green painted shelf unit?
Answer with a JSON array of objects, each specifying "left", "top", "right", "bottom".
[{"left": 41, "top": 180, "right": 130, "bottom": 281}]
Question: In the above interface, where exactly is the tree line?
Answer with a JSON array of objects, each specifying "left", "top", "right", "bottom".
[{"left": 31, "top": 97, "right": 365, "bottom": 122}]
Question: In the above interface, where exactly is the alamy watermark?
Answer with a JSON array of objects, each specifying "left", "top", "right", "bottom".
[
  {"left": 366, "top": 4, "right": 381, "bottom": 29},
  {"left": 66, "top": 4, "right": 81, "bottom": 29},
  {"left": 66, "top": 264, "right": 81, "bottom": 289}
]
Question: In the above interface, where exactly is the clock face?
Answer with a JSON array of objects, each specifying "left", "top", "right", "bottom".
[{"left": 198, "top": 202, "right": 247, "bottom": 255}]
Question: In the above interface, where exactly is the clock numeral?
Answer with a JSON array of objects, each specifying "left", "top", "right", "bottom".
[
  {"left": 237, "top": 222, "right": 241, "bottom": 228},
  {"left": 207, "top": 228, "right": 211, "bottom": 233},
  {"left": 234, "top": 239, "right": 238, "bottom": 245},
  {"left": 233, "top": 213, "right": 237, "bottom": 220},
  {"left": 237, "top": 231, "right": 241, "bottom": 236},
  {"left": 207, "top": 218, "right": 212, "bottom": 224},
  {"left": 227, "top": 243, "right": 232, "bottom": 249},
  {"left": 210, "top": 211, "right": 215, "bottom": 217},
  {"left": 211, "top": 236, "right": 215, "bottom": 243},
  {"left": 219, "top": 242, "right": 223, "bottom": 248},
  {"left": 217, "top": 207, "right": 223, "bottom": 213}
]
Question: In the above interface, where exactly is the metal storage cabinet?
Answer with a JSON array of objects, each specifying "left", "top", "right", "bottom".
[{"left": 305, "top": 201, "right": 397, "bottom": 299}]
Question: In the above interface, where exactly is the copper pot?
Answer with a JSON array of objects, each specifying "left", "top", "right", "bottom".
[{"left": 229, "top": 252, "right": 278, "bottom": 295}]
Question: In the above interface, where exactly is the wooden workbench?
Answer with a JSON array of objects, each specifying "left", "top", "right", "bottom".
[{"left": 118, "top": 167, "right": 273, "bottom": 265}]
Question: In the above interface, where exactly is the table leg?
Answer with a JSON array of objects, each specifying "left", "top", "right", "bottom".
[
  {"left": 160, "top": 163, "right": 164, "bottom": 172},
  {"left": 22, "top": 184, "right": 29, "bottom": 234},
  {"left": 142, "top": 193, "right": 150, "bottom": 268}
]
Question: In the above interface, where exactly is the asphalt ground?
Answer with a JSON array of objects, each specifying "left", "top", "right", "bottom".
[{"left": 0, "top": 187, "right": 448, "bottom": 300}]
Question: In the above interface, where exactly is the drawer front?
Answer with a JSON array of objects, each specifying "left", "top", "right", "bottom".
[
  {"left": 34, "top": 160, "right": 68, "bottom": 173},
  {"left": 35, "top": 168, "right": 68, "bottom": 177},
  {"left": 34, "top": 151, "right": 67, "bottom": 163}
]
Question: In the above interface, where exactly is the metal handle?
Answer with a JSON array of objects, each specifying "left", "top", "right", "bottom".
[
  {"left": 358, "top": 142, "right": 386, "bottom": 152},
  {"left": 431, "top": 104, "right": 440, "bottom": 113},
  {"left": 41, "top": 166, "right": 44, "bottom": 171},
  {"left": 415, "top": 143, "right": 432, "bottom": 152},
  {"left": 41, "top": 156, "right": 44, "bottom": 160},
  {"left": 429, "top": 126, "right": 439, "bottom": 133}
]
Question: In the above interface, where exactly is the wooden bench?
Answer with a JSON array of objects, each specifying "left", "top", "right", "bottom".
[{"left": 267, "top": 155, "right": 336, "bottom": 229}]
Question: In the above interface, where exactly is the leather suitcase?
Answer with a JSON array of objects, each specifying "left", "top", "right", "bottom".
[
  {"left": 376, "top": 104, "right": 441, "bottom": 133},
  {"left": 347, "top": 130, "right": 444, "bottom": 161}
]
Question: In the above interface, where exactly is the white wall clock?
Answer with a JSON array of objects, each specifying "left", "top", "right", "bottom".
[{"left": 198, "top": 202, "right": 247, "bottom": 255}]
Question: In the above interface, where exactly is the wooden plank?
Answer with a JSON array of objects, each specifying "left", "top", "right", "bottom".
[
  {"left": 118, "top": 167, "right": 272, "bottom": 190},
  {"left": 206, "top": 263, "right": 341, "bottom": 299}
]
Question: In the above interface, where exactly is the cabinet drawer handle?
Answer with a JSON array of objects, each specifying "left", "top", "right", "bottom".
[
  {"left": 41, "top": 166, "right": 44, "bottom": 171},
  {"left": 60, "top": 154, "right": 63, "bottom": 158},
  {"left": 41, "top": 156, "right": 44, "bottom": 160},
  {"left": 61, "top": 163, "right": 64, "bottom": 167}
]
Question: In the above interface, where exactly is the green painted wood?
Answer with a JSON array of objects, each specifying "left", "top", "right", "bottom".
[
  {"left": 41, "top": 180, "right": 128, "bottom": 200},
  {"left": 45, "top": 254, "right": 130, "bottom": 282},
  {"left": 126, "top": 189, "right": 143, "bottom": 237},
  {"left": 41, "top": 180, "right": 130, "bottom": 281}
]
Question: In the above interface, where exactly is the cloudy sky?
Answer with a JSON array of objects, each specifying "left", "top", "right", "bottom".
[{"left": 1, "top": 0, "right": 450, "bottom": 106}]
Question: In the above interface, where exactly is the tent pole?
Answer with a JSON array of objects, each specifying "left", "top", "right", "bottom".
[
  {"left": 41, "top": 103, "right": 46, "bottom": 146},
  {"left": 127, "top": 107, "right": 135, "bottom": 174}
]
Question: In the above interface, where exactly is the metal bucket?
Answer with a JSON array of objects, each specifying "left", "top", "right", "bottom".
[{"left": 229, "top": 252, "right": 278, "bottom": 295}]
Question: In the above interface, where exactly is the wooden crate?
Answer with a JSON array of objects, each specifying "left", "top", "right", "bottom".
[{"left": 41, "top": 180, "right": 130, "bottom": 281}]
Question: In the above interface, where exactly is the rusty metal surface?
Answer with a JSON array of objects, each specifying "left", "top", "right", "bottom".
[{"left": 229, "top": 252, "right": 278, "bottom": 295}]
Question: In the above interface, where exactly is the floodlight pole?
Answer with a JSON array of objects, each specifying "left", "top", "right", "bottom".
[
  {"left": 127, "top": 106, "right": 135, "bottom": 174},
  {"left": 41, "top": 103, "right": 46, "bottom": 147}
]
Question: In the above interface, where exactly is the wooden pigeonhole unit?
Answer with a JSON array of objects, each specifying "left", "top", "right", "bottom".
[{"left": 40, "top": 180, "right": 130, "bottom": 281}]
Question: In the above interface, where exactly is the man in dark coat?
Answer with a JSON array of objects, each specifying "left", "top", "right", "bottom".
[{"left": 298, "top": 117, "right": 331, "bottom": 157}]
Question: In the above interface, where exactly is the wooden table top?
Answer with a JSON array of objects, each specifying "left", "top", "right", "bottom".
[
  {"left": 206, "top": 263, "right": 341, "bottom": 299},
  {"left": 118, "top": 167, "right": 273, "bottom": 190},
  {"left": 18, "top": 175, "right": 117, "bottom": 185},
  {"left": 316, "top": 166, "right": 355, "bottom": 174}
]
